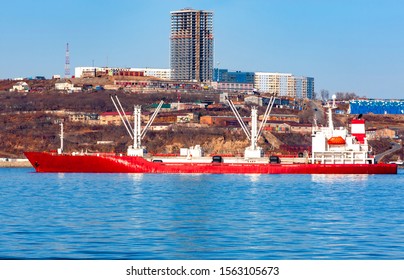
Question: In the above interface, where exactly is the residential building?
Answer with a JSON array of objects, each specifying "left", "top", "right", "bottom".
[
  {"left": 254, "top": 72, "right": 314, "bottom": 99},
  {"left": 55, "top": 81, "right": 73, "bottom": 91},
  {"left": 99, "top": 112, "right": 133, "bottom": 126},
  {"left": 200, "top": 115, "right": 250, "bottom": 127},
  {"left": 254, "top": 72, "right": 292, "bottom": 96},
  {"left": 170, "top": 8, "right": 214, "bottom": 82},
  {"left": 10, "top": 82, "right": 30, "bottom": 92},
  {"left": 306, "top": 77, "right": 315, "bottom": 99},
  {"left": 68, "top": 113, "right": 99, "bottom": 123},
  {"left": 289, "top": 76, "right": 315, "bottom": 99}
]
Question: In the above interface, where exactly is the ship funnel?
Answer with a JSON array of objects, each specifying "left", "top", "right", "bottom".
[{"left": 351, "top": 119, "right": 366, "bottom": 144}]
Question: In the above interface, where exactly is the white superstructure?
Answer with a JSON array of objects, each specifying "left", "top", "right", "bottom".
[{"left": 311, "top": 96, "right": 374, "bottom": 164}]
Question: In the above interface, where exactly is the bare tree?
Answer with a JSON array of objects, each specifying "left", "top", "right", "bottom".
[
  {"left": 320, "top": 89, "right": 329, "bottom": 101},
  {"left": 335, "top": 92, "right": 362, "bottom": 100}
]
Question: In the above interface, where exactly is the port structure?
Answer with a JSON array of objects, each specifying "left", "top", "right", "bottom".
[
  {"left": 170, "top": 8, "right": 213, "bottom": 82},
  {"left": 227, "top": 95, "right": 276, "bottom": 159},
  {"left": 65, "top": 43, "right": 70, "bottom": 77},
  {"left": 110, "top": 95, "right": 164, "bottom": 156}
]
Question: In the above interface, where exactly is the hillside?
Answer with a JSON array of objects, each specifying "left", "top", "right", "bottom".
[{"left": 0, "top": 90, "right": 403, "bottom": 162}]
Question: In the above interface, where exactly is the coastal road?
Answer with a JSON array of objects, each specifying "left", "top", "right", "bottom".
[
  {"left": 308, "top": 100, "right": 325, "bottom": 125},
  {"left": 374, "top": 142, "right": 402, "bottom": 163}
]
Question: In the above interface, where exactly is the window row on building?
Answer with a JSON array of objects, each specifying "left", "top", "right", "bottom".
[{"left": 74, "top": 67, "right": 172, "bottom": 80}]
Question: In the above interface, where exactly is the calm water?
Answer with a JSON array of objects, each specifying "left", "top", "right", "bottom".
[{"left": 0, "top": 168, "right": 403, "bottom": 260}]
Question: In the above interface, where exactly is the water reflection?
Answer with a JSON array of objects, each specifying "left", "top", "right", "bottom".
[
  {"left": 2, "top": 169, "right": 403, "bottom": 259},
  {"left": 128, "top": 173, "right": 144, "bottom": 182},
  {"left": 246, "top": 174, "right": 260, "bottom": 183},
  {"left": 311, "top": 174, "right": 369, "bottom": 183}
]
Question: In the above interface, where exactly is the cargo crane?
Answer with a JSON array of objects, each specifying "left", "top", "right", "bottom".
[
  {"left": 110, "top": 95, "right": 164, "bottom": 156},
  {"left": 226, "top": 95, "right": 276, "bottom": 158}
]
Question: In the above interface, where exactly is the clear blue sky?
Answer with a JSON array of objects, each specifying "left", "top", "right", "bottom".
[{"left": 1, "top": 0, "right": 403, "bottom": 99}]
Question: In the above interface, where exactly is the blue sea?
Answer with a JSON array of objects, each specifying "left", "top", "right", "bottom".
[{"left": 0, "top": 168, "right": 403, "bottom": 260}]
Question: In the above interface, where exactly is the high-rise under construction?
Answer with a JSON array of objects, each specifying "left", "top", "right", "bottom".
[{"left": 170, "top": 8, "right": 213, "bottom": 82}]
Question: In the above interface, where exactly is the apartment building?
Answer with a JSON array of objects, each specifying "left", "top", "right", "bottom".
[
  {"left": 170, "top": 8, "right": 214, "bottom": 82},
  {"left": 254, "top": 72, "right": 292, "bottom": 96},
  {"left": 254, "top": 72, "right": 314, "bottom": 99}
]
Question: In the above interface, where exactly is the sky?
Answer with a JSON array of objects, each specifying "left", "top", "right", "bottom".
[{"left": 1, "top": 0, "right": 403, "bottom": 99}]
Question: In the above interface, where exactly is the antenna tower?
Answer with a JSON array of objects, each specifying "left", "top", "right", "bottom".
[{"left": 65, "top": 43, "right": 70, "bottom": 77}]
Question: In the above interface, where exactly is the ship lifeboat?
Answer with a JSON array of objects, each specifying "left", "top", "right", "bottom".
[{"left": 327, "top": 136, "right": 346, "bottom": 145}]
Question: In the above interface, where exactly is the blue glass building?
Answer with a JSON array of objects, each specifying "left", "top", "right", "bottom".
[
  {"left": 349, "top": 100, "right": 404, "bottom": 114},
  {"left": 213, "top": 68, "right": 254, "bottom": 83}
]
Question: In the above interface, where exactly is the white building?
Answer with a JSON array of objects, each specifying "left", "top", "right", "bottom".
[
  {"left": 10, "top": 82, "right": 30, "bottom": 92},
  {"left": 55, "top": 81, "right": 73, "bottom": 91},
  {"left": 254, "top": 72, "right": 314, "bottom": 99},
  {"left": 131, "top": 68, "right": 171, "bottom": 80},
  {"left": 74, "top": 67, "right": 107, "bottom": 78},
  {"left": 254, "top": 72, "right": 292, "bottom": 96},
  {"left": 74, "top": 67, "right": 171, "bottom": 80}
]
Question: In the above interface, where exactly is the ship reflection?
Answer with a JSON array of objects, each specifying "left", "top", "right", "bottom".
[
  {"left": 246, "top": 174, "right": 260, "bottom": 183},
  {"left": 128, "top": 173, "right": 144, "bottom": 182},
  {"left": 311, "top": 174, "right": 369, "bottom": 183}
]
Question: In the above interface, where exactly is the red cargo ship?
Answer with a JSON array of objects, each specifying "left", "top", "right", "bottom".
[
  {"left": 24, "top": 151, "right": 396, "bottom": 174},
  {"left": 24, "top": 96, "right": 397, "bottom": 174}
]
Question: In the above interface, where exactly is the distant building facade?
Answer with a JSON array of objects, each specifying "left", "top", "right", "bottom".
[
  {"left": 213, "top": 69, "right": 255, "bottom": 84},
  {"left": 349, "top": 100, "right": 404, "bottom": 114},
  {"left": 211, "top": 81, "right": 254, "bottom": 94},
  {"left": 254, "top": 72, "right": 314, "bottom": 99},
  {"left": 129, "top": 68, "right": 171, "bottom": 80},
  {"left": 254, "top": 72, "right": 291, "bottom": 96},
  {"left": 170, "top": 8, "right": 214, "bottom": 82},
  {"left": 10, "top": 81, "right": 30, "bottom": 92},
  {"left": 74, "top": 67, "right": 170, "bottom": 80},
  {"left": 55, "top": 81, "right": 73, "bottom": 91},
  {"left": 99, "top": 112, "right": 133, "bottom": 126}
]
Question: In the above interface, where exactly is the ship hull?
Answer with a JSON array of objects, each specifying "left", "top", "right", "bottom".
[{"left": 24, "top": 152, "right": 398, "bottom": 174}]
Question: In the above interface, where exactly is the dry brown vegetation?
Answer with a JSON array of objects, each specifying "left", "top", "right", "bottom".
[{"left": 1, "top": 89, "right": 403, "bottom": 161}]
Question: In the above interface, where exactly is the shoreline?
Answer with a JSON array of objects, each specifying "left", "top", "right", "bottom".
[{"left": 0, "top": 161, "right": 32, "bottom": 168}]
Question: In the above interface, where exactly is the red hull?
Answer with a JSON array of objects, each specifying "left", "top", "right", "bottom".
[{"left": 24, "top": 152, "right": 398, "bottom": 174}]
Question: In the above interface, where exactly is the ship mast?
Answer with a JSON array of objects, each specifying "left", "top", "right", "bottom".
[
  {"left": 133, "top": 105, "right": 142, "bottom": 149},
  {"left": 58, "top": 121, "right": 64, "bottom": 154},
  {"left": 250, "top": 107, "right": 258, "bottom": 151},
  {"left": 325, "top": 94, "right": 337, "bottom": 132}
]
